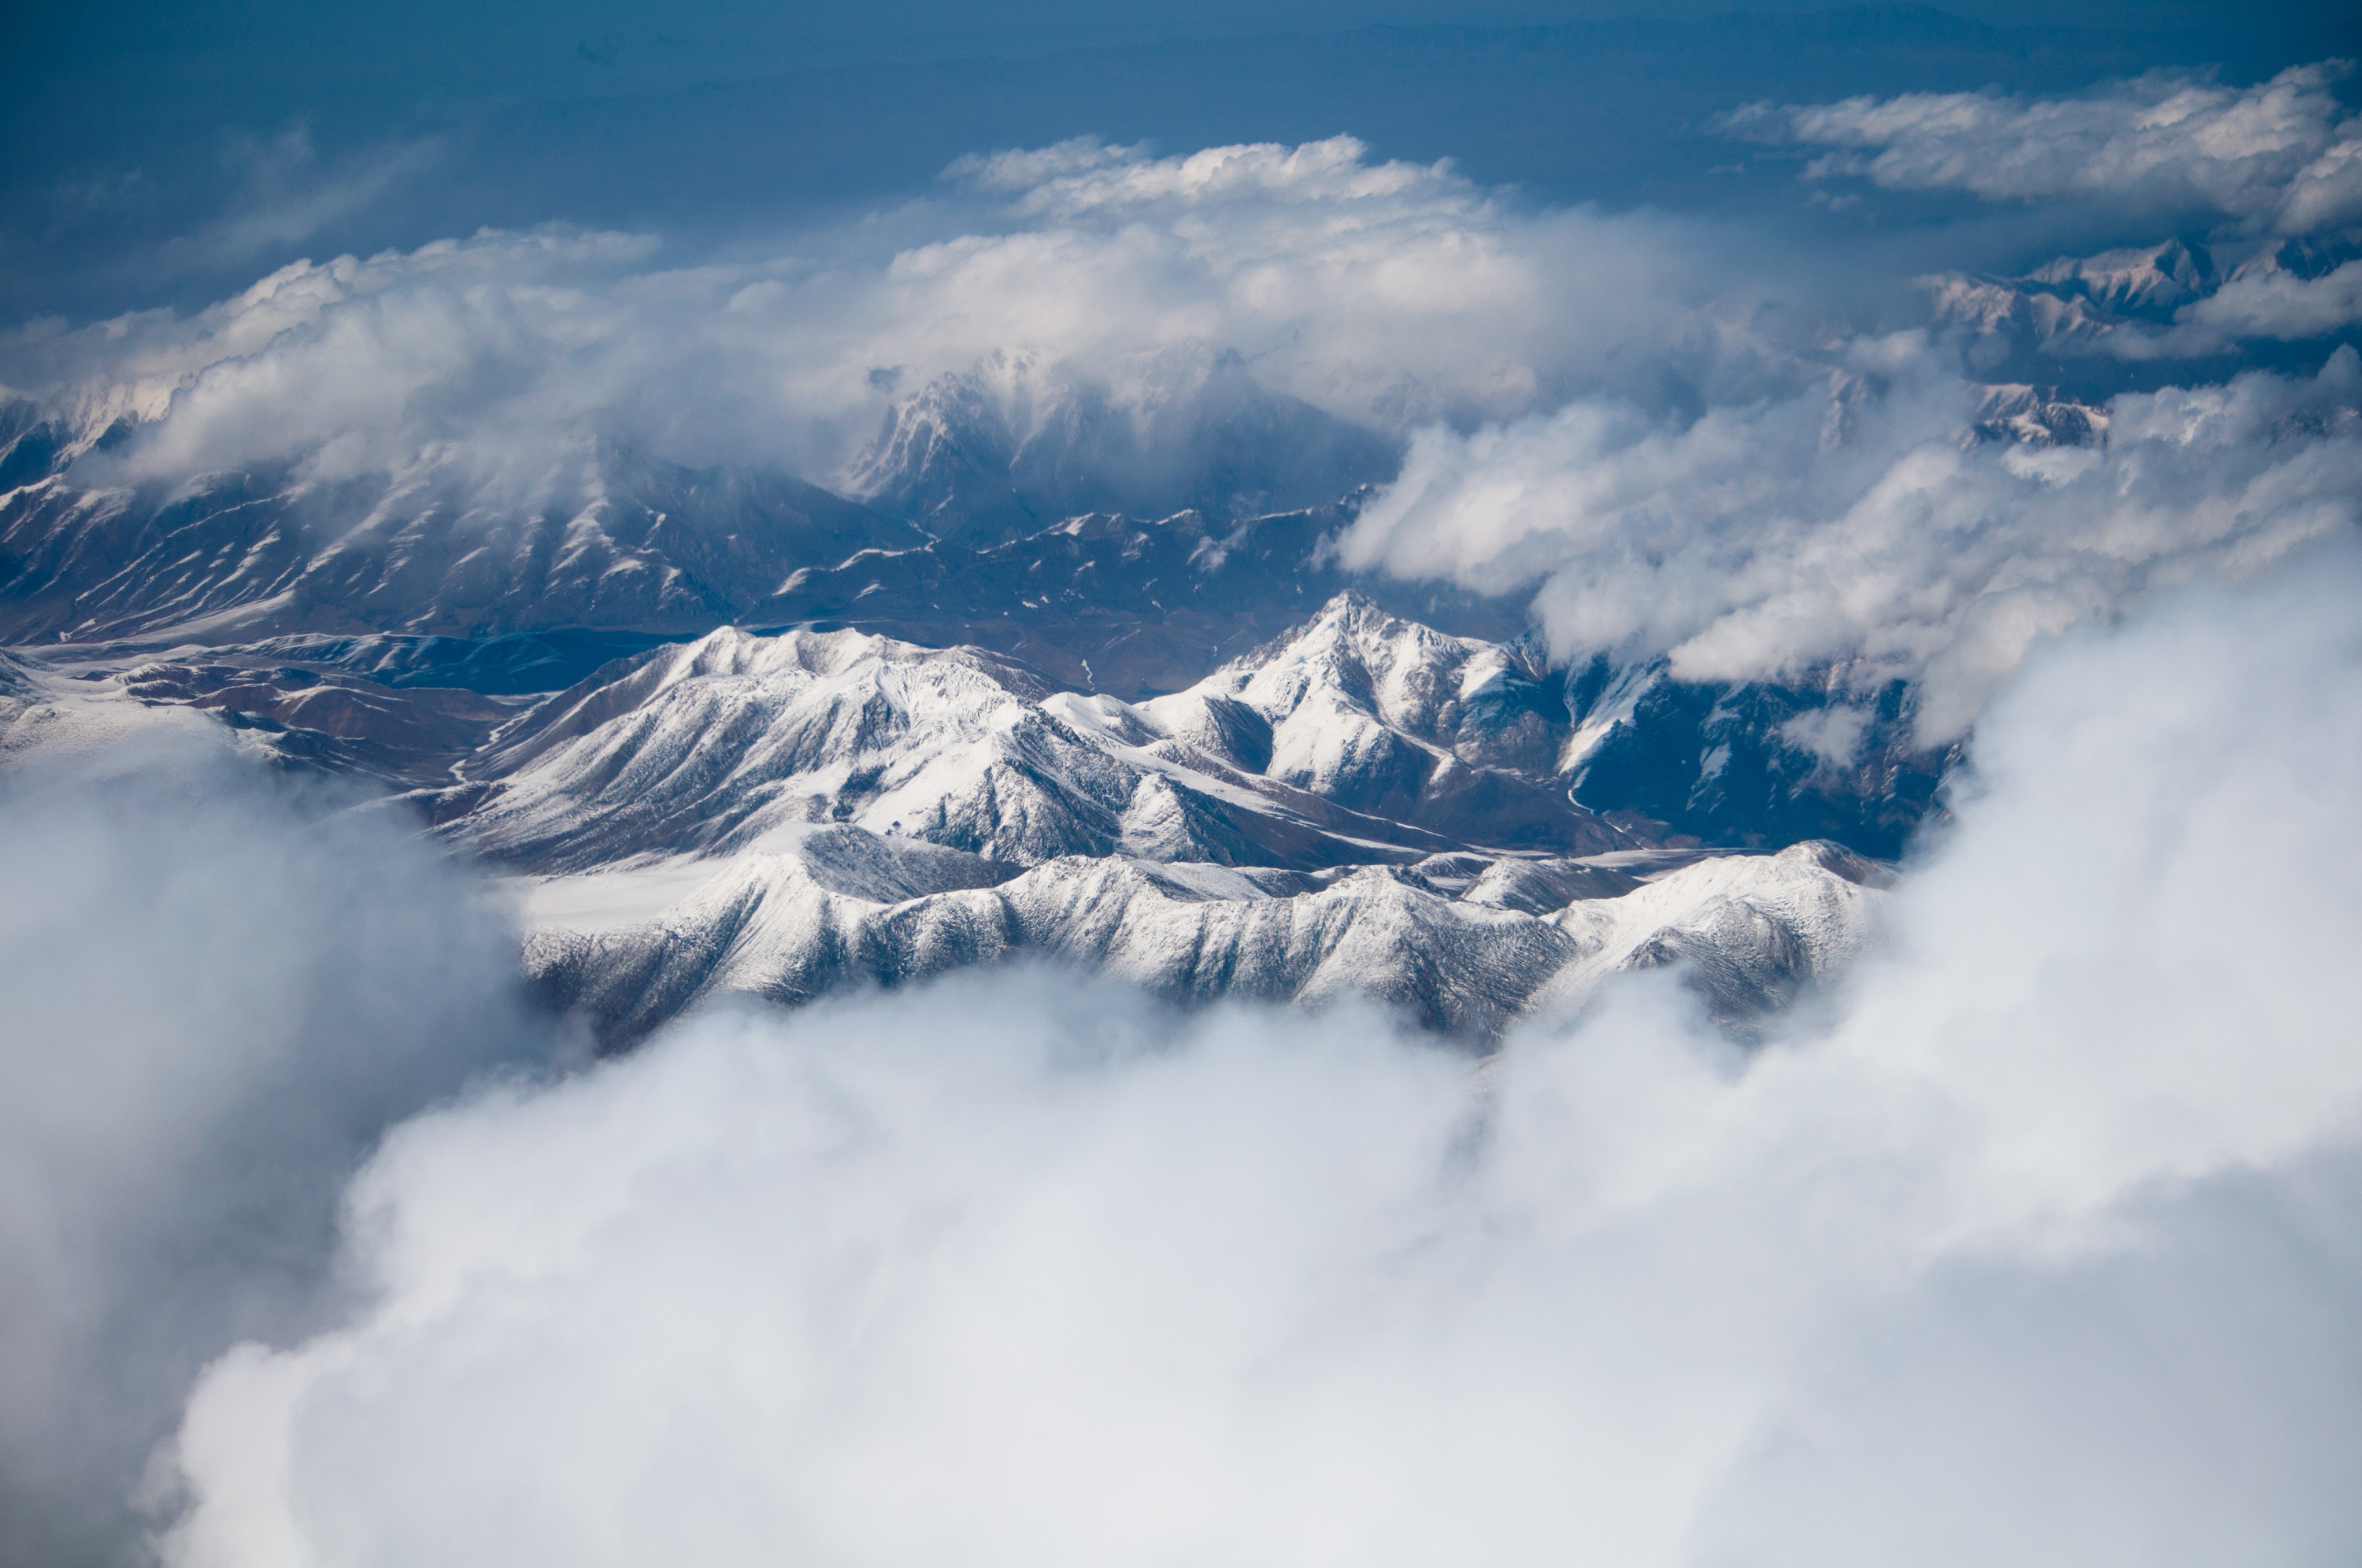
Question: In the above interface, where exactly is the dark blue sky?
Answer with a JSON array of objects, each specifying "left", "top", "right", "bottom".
[{"left": 4, "top": 1, "right": 2354, "bottom": 325}]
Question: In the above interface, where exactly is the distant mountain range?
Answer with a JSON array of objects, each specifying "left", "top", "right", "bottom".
[{"left": 2, "top": 364, "right": 1961, "bottom": 1042}]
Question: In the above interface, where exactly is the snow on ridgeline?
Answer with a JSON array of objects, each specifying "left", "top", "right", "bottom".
[
  {"left": 521, "top": 825, "right": 1886, "bottom": 1046},
  {"left": 457, "top": 594, "right": 1886, "bottom": 1044}
]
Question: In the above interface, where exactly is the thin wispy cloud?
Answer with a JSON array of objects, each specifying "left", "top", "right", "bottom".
[{"left": 172, "top": 126, "right": 447, "bottom": 269}]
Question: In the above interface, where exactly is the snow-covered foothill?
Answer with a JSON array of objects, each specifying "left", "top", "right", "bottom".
[{"left": 521, "top": 827, "right": 1883, "bottom": 1047}]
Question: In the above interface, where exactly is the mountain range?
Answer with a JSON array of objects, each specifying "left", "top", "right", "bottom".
[{"left": 1, "top": 367, "right": 1958, "bottom": 1044}]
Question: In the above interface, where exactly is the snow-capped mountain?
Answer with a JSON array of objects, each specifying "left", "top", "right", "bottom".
[
  {"left": 440, "top": 594, "right": 1629, "bottom": 875},
  {"left": 1970, "top": 384, "right": 2109, "bottom": 446},
  {"left": 1932, "top": 233, "right": 2361, "bottom": 372},
  {"left": 520, "top": 824, "right": 1886, "bottom": 1047},
  {"left": 2022, "top": 237, "right": 2219, "bottom": 319},
  {"left": 757, "top": 528, "right": 1953, "bottom": 858},
  {"left": 2, "top": 586, "right": 1900, "bottom": 1045},
  {"left": 428, "top": 597, "right": 1894, "bottom": 1044},
  {"left": 1928, "top": 239, "right": 2219, "bottom": 359}
]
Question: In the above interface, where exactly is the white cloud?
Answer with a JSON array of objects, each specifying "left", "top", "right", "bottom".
[
  {"left": 0, "top": 735, "right": 559, "bottom": 1567},
  {"left": 5, "top": 229, "right": 665, "bottom": 481},
  {"left": 1723, "top": 62, "right": 2362, "bottom": 234},
  {"left": 9, "top": 138, "right": 1781, "bottom": 498},
  {"left": 2132, "top": 258, "right": 2362, "bottom": 355},
  {"left": 7, "top": 130, "right": 2353, "bottom": 747},
  {"left": 155, "top": 548, "right": 2362, "bottom": 1568},
  {"left": 1342, "top": 346, "right": 2362, "bottom": 738}
]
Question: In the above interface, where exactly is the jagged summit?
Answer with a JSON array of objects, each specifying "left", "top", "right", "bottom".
[
  {"left": 443, "top": 598, "right": 1626, "bottom": 876},
  {"left": 4, "top": 574, "right": 1901, "bottom": 1044}
]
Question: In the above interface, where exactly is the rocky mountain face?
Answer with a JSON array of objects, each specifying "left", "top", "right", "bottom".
[
  {"left": 1559, "top": 656, "right": 1953, "bottom": 858},
  {"left": 0, "top": 434, "right": 913, "bottom": 649}
]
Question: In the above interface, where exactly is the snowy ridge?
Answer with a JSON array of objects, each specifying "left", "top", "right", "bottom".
[
  {"left": 453, "top": 624, "right": 1144, "bottom": 871},
  {"left": 523, "top": 829, "right": 1885, "bottom": 1046},
  {"left": 2, "top": 575, "right": 1909, "bottom": 1041},
  {"left": 460, "top": 597, "right": 1885, "bottom": 1042},
  {"left": 1927, "top": 238, "right": 2216, "bottom": 356},
  {"left": 1930, "top": 233, "right": 2360, "bottom": 364},
  {"left": 444, "top": 595, "right": 1629, "bottom": 875}
]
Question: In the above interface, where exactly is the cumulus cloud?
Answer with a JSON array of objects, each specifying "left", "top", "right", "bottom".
[
  {"left": 1723, "top": 61, "right": 2362, "bottom": 234},
  {"left": 153, "top": 547, "right": 2362, "bottom": 1567},
  {"left": 5, "top": 138, "right": 1787, "bottom": 498},
  {"left": 0, "top": 737, "right": 557, "bottom": 1568},
  {"left": 1343, "top": 345, "right": 2362, "bottom": 738}
]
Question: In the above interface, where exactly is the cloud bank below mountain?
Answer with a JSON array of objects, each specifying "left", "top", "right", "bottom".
[
  {"left": 0, "top": 740, "right": 561, "bottom": 1568},
  {"left": 146, "top": 545, "right": 2362, "bottom": 1568}
]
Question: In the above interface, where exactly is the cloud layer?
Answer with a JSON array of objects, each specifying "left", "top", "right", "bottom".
[
  {"left": 0, "top": 739, "right": 557, "bottom": 1568},
  {"left": 2123, "top": 257, "right": 2362, "bottom": 357},
  {"left": 153, "top": 546, "right": 2362, "bottom": 1567},
  {"left": 6, "top": 139, "right": 1776, "bottom": 496},
  {"left": 1723, "top": 61, "right": 2362, "bottom": 233},
  {"left": 1345, "top": 346, "right": 2362, "bottom": 737}
]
